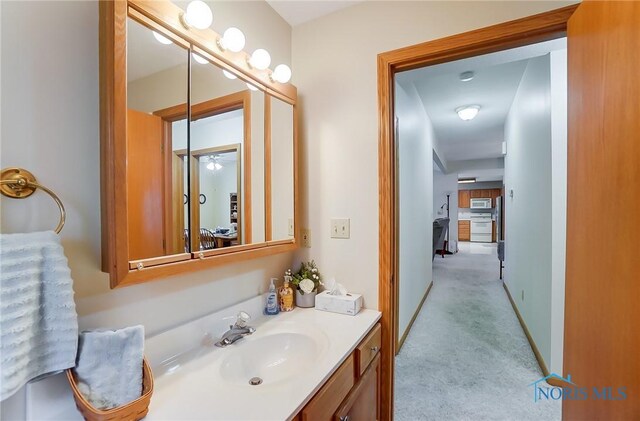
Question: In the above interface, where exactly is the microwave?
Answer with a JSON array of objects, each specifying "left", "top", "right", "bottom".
[{"left": 470, "top": 198, "right": 492, "bottom": 209}]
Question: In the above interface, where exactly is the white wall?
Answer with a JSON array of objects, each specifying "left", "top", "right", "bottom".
[
  {"left": 199, "top": 158, "right": 238, "bottom": 229},
  {"left": 433, "top": 170, "right": 459, "bottom": 253},
  {"left": 549, "top": 49, "right": 567, "bottom": 375},
  {"left": 396, "top": 82, "right": 435, "bottom": 340},
  {"left": 292, "top": 0, "right": 574, "bottom": 309},
  {"left": 0, "top": 0, "right": 291, "bottom": 416},
  {"left": 503, "top": 51, "right": 567, "bottom": 374}
]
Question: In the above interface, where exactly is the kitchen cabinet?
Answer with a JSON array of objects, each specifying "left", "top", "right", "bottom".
[
  {"left": 298, "top": 323, "right": 381, "bottom": 421},
  {"left": 458, "top": 190, "right": 470, "bottom": 208},
  {"left": 470, "top": 190, "right": 484, "bottom": 198},
  {"left": 492, "top": 221, "right": 497, "bottom": 242},
  {"left": 480, "top": 189, "right": 492, "bottom": 198},
  {"left": 459, "top": 220, "right": 470, "bottom": 241}
]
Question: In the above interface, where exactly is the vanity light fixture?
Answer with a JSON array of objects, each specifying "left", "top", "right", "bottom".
[
  {"left": 192, "top": 53, "right": 208, "bottom": 64},
  {"left": 222, "top": 70, "right": 237, "bottom": 80},
  {"left": 271, "top": 64, "right": 292, "bottom": 84},
  {"left": 152, "top": 31, "right": 173, "bottom": 45},
  {"left": 217, "top": 27, "right": 246, "bottom": 53},
  {"left": 248, "top": 49, "right": 271, "bottom": 70},
  {"left": 246, "top": 83, "right": 259, "bottom": 91},
  {"left": 459, "top": 71, "right": 475, "bottom": 82},
  {"left": 458, "top": 178, "right": 477, "bottom": 184},
  {"left": 179, "top": 0, "right": 213, "bottom": 30},
  {"left": 456, "top": 105, "right": 480, "bottom": 121}
]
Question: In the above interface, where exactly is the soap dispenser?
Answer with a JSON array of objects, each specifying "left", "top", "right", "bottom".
[
  {"left": 279, "top": 275, "right": 294, "bottom": 312},
  {"left": 265, "top": 278, "right": 279, "bottom": 315}
]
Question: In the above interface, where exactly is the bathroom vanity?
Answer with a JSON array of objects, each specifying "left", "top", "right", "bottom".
[{"left": 141, "top": 296, "right": 380, "bottom": 420}]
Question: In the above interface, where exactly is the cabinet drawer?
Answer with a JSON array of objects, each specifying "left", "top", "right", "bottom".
[
  {"left": 302, "top": 354, "right": 355, "bottom": 421},
  {"left": 355, "top": 324, "right": 381, "bottom": 377}
]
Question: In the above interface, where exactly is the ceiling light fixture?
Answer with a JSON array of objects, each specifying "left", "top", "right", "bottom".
[
  {"left": 271, "top": 64, "right": 292, "bottom": 84},
  {"left": 248, "top": 49, "right": 271, "bottom": 70},
  {"left": 458, "top": 178, "right": 477, "bottom": 184},
  {"left": 206, "top": 156, "right": 223, "bottom": 171},
  {"left": 192, "top": 53, "right": 208, "bottom": 64},
  {"left": 222, "top": 70, "right": 237, "bottom": 80},
  {"left": 217, "top": 27, "right": 245, "bottom": 52},
  {"left": 152, "top": 31, "right": 172, "bottom": 45},
  {"left": 456, "top": 105, "right": 480, "bottom": 121},
  {"left": 459, "top": 71, "right": 475, "bottom": 82},
  {"left": 180, "top": 0, "right": 213, "bottom": 30}
]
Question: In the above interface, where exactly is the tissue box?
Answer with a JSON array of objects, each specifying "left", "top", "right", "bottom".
[{"left": 315, "top": 291, "right": 363, "bottom": 316}]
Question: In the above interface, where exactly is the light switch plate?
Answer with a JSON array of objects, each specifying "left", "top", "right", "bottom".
[
  {"left": 301, "top": 228, "right": 311, "bottom": 248},
  {"left": 330, "top": 218, "right": 350, "bottom": 239},
  {"left": 288, "top": 219, "right": 294, "bottom": 236}
]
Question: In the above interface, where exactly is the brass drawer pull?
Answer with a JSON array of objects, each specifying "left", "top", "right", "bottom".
[
  {"left": 340, "top": 416, "right": 350, "bottom": 421},
  {"left": 371, "top": 346, "right": 379, "bottom": 353}
]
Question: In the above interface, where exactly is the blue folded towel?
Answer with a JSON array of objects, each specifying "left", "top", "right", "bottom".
[
  {"left": 0, "top": 231, "right": 78, "bottom": 401},
  {"left": 74, "top": 326, "right": 145, "bottom": 410}
]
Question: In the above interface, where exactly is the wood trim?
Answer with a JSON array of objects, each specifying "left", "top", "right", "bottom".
[
  {"left": 116, "top": 241, "right": 297, "bottom": 287},
  {"left": 129, "top": 253, "right": 190, "bottom": 270},
  {"left": 502, "top": 282, "right": 561, "bottom": 385},
  {"left": 243, "top": 93, "right": 252, "bottom": 244},
  {"left": 193, "top": 242, "right": 267, "bottom": 259},
  {"left": 292, "top": 103, "right": 300, "bottom": 244},
  {"left": 100, "top": 0, "right": 130, "bottom": 287},
  {"left": 396, "top": 281, "right": 432, "bottom": 354},
  {"left": 264, "top": 95, "right": 272, "bottom": 241},
  {"left": 127, "top": 7, "right": 189, "bottom": 50},
  {"left": 377, "top": 5, "right": 578, "bottom": 419}
]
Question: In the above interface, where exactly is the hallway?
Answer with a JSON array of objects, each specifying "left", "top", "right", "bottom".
[{"left": 395, "top": 243, "right": 561, "bottom": 420}]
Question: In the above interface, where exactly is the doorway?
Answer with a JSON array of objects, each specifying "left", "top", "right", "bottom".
[{"left": 378, "top": 3, "right": 640, "bottom": 420}]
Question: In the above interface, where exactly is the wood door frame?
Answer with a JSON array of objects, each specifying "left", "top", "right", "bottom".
[
  {"left": 155, "top": 90, "right": 253, "bottom": 253},
  {"left": 377, "top": 5, "right": 578, "bottom": 419}
]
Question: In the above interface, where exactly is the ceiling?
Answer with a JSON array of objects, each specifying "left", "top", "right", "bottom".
[
  {"left": 397, "top": 38, "right": 566, "bottom": 174},
  {"left": 266, "top": 1, "right": 363, "bottom": 26}
]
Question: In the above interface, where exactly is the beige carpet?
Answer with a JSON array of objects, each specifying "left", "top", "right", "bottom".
[{"left": 394, "top": 242, "right": 561, "bottom": 420}]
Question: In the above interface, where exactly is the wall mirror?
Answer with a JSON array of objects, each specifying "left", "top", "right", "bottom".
[{"left": 100, "top": 0, "right": 298, "bottom": 287}]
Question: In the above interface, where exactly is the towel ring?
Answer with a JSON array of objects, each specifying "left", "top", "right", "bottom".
[{"left": 0, "top": 168, "right": 66, "bottom": 234}]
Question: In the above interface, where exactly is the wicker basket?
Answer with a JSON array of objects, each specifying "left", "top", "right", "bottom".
[{"left": 66, "top": 358, "right": 154, "bottom": 421}]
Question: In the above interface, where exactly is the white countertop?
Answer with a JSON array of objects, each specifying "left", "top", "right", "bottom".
[{"left": 146, "top": 307, "right": 380, "bottom": 420}]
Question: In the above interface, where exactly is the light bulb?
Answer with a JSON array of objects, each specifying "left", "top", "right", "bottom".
[
  {"left": 249, "top": 49, "right": 271, "bottom": 70},
  {"left": 183, "top": 0, "right": 213, "bottom": 30},
  {"left": 272, "top": 64, "right": 292, "bottom": 83},
  {"left": 456, "top": 105, "right": 480, "bottom": 121},
  {"left": 220, "top": 27, "right": 245, "bottom": 53},
  {"left": 192, "top": 53, "right": 208, "bottom": 64},
  {"left": 223, "top": 70, "right": 237, "bottom": 80},
  {"left": 206, "top": 162, "right": 214, "bottom": 170},
  {"left": 153, "top": 31, "right": 172, "bottom": 45},
  {"left": 246, "top": 83, "right": 258, "bottom": 91},
  {"left": 215, "top": 163, "right": 223, "bottom": 170}
]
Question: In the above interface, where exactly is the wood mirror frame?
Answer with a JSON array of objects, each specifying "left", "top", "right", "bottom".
[{"left": 100, "top": 0, "right": 299, "bottom": 288}]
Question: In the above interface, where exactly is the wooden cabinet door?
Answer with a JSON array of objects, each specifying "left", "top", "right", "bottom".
[
  {"left": 458, "top": 221, "right": 470, "bottom": 241},
  {"left": 480, "top": 189, "right": 492, "bottom": 198},
  {"left": 469, "top": 189, "right": 483, "bottom": 198},
  {"left": 564, "top": 2, "right": 640, "bottom": 419},
  {"left": 335, "top": 354, "right": 380, "bottom": 421},
  {"left": 302, "top": 355, "right": 355, "bottom": 421},
  {"left": 127, "top": 109, "right": 165, "bottom": 260},
  {"left": 458, "top": 190, "right": 470, "bottom": 208}
]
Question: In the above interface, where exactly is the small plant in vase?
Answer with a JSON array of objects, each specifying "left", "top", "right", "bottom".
[{"left": 288, "top": 261, "right": 322, "bottom": 308}]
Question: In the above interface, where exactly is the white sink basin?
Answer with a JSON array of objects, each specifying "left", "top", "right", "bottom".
[{"left": 219, "top": 331, "right": 327, "bottom": 386}]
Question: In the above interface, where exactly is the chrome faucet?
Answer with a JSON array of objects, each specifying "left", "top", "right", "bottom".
[{"left": 215, "top": 311, "right": 255, "bottom": 347}]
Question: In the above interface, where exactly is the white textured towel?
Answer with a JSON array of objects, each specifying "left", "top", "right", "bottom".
[
  {"left": 74, "top": 326, "right": 144, "bottom": 410},
  {"left": 0, "top": 231, "right": 78, "bottom": 401}
]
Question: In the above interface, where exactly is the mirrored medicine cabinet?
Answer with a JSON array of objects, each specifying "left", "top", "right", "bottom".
[{"left": 100, "top": 0, "right": 298, "bottom": 287}]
